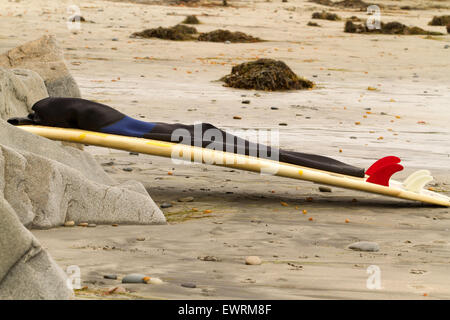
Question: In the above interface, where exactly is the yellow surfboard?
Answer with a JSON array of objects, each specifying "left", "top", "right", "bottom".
[{"left": 18, "top": 125, "right": 450, "bottom": 207}]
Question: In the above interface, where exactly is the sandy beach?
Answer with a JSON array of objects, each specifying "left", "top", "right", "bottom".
[{"left": 1, "top": 0, "right": 449, "bottom": 299}]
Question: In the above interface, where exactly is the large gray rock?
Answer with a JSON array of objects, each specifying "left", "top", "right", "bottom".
[
  {"left": 0, "top": 35, "right": 81, "bottom": 98},
  {"left": 0, "top": 199, "right": 73, "bottom": 299},
  {"left": 0, "top": 68, "right": 48, "bottom": 120},
  {"left": 0, "top": 121, "right": 166, "bottom": 228},
  {"left": 0, "top": 66, "right": 166, "bottom": 228}
]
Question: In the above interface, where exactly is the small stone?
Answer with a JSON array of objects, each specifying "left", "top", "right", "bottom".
[
  {"left": 136, "top": 237, "right": 146, "bottom": 241},
  {"left": 225, "top": 40, "right": 231, "bottom": 44},
  {"left": 319, "top": 186, "right": 332, "bottom": 192},
  {"left": 270, "top": 106, "right": 279, "bottom": 110},
  {"left": 122, "top": 167, "right": 133, "bottom": 172},
  {"left": 245, "top": 256, "right": 262, "bottom": 265},
  {"left": 181, "top": 283, "right": 196, "bottom": 288},
  {"left": 122, "top": 274, "right": 147, "bottom": 284},
  {"left": 348, "top": 241, "right": 379, "bottom": 252},
  {"left": 78, "top": 222, "right": 89, "bottom": 227},
  {"left": 64, "top": 221, "right": 75, "bottom": 227},
  {"left": 104, "top": 274, "right": 118, "bottom": 280},
  {"left": 178, "top": 196, "right": 194, "bottom": 202},
  {"left": 160, "top": 202, "right": 173, "bottom": 208},
  {"left": 146, "top": 277, "right": 163, "bottom": 285},
  {"left": 242, "top": 100, "right": 251, "bottom": 104},
  {"left": 129, "top": 152, "right": 139, "bottom": 155},
  {"left": 88, "top": 223, "right": 97, "bottom": 228},
  {"left": 112, "top": 37, "right": 119, "bottom": 41},
  {"left": 112, "top": 224, "right": 119, "bottom": 227},
  {"left": 198, "top": 255, "right": 221, "bottom": 262},
  {"left": 279, "top": 123, "right": 287, "bottom": 126}
]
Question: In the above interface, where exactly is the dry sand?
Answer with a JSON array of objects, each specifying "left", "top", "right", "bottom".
[{"left": 1, "top": 0, "right": 449, "bottom": 299}]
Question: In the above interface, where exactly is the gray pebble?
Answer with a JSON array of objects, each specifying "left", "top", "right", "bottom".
[
  {"left": 444, "top": 45, "right": 449, "bottom": 49},
  {"left": 104, "top": 274, "right": 118, "bottom": 280},
  {"left": 122, "top": 273, "right": 147, "bottom": 283},
  {"left": 348, "top": 241, "right": 379, "bottom": 252},
  {"left": 87, "top": 223, "right": 97, "bottom": 228},
  {"left": 181, "top": 283, "right": 197, "bottom": 288},
  {"left": 112, "top": 37, "right": 119, "bottom": 41},
  {"left": 122, "top": 167, "right": 133, "bottom": 172},
  {"left": 160, "top": 202, "right": 173, "bottom": 208}
]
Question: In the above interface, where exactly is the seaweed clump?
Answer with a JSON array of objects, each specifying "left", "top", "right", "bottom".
[
  {"left": 309, "top": 0, "right": 375, "bottom": 10},
  {"left": 428, "top": 15, "right": 450, "bottom": 26},
  {"left": 333, "top": 0, "right": 371, "bottom": 9},
  {"left": 130, "top": 24, "right": 198, "bottom": 40},
  {"left": 312, "top": 11, "right": 340, "bottom": 21},
  {"left": 344, "top": 20, "right": 443, "bottom": 35},
  {"left": 220, "top": 59, "right": 315, "bottom": 91},
  {"left": 182, "top": 15, "right": 201, "bottom": 24},
  {"left": 198, "top": 29, "right": 262, "bottom": 43}
]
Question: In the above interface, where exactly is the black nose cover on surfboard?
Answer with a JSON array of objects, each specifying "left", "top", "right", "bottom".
[{"left": 8, "top": 97, "right": 365, "bottom": 178}]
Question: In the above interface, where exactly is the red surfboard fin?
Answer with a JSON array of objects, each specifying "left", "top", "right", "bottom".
[
  {"left": 366, "top": 163, "right": 404, "bottom": 187},
  {"left": 366, "top": 156, "right": 401, "bottom": 176}
]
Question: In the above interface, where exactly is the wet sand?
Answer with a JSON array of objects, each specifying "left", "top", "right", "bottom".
[{"left": 1, "top": 0, "right": 449, "bottom": 299}]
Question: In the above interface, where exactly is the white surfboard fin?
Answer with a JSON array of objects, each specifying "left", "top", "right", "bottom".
[{"left": 403, "top": 170, "right": 433, "bottom": 193}]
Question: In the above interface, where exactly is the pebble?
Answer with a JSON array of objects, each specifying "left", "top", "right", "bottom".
[
  {"left": 88, "top": 223, "right": 97, "bottom": 228},
  {"left": 198, "top": 255, "right": 221, "bottom": 262},
  {"left": 181, "top": 283, "right": 197, "bottom": 288},
  {"left": 242, "top": 100, "right": 251, "bottom": 104},
  {"left": 348, "top": 241, "right": 379, "bottom": 252},
  {"left": 64, "top": 221, "right": 75, "bottom": 227},
  {"left": 245, "top": 256, "right": 262, "bottom": 265},
  {"left": 318, "top": 186, "right": 332, "bottom": 192},
  {"left": 104, "top": 274, "right": 118, "bottom": 280},
  {"left": 122, "top": 167, "right": 133, "bottom": 172},
  {"left": 278, "top": 123, "right": 287, "bottom": 126},
  {"left": 78, "top": 222, "right": 89, "bottom": 227},
  {"left": 129, "top": 152, "right": 139, "bottom": 156},
  {"left": 225, "top": 40, "right": 231, "bottom": 44},
  {"left": 146, "top": 277, "right": 163, "bottom": 285},
  {"left": 160, "top": 202, "right": 173, "bottom": 208},
  {"left": 112, "top": 37, "right": 119, "bottom": 41},
  {"left": 122, "top": 273, "right": 147, "bottom": 284},
  {"left": 444, "top": 45, "right": 449, "bottom": 49},
  {"left": 178, "top": 196, "right": 194, "bottom": 202},
  {"left": 270, "top": 107, "right": 279, "bottom": 110},
  {"left": 136, "top": 237, "right": 146, "bottom": 241}
]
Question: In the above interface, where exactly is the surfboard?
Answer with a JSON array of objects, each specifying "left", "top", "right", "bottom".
[{"left": 17, "top": 125, "right": 450, "bottom": 207}]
